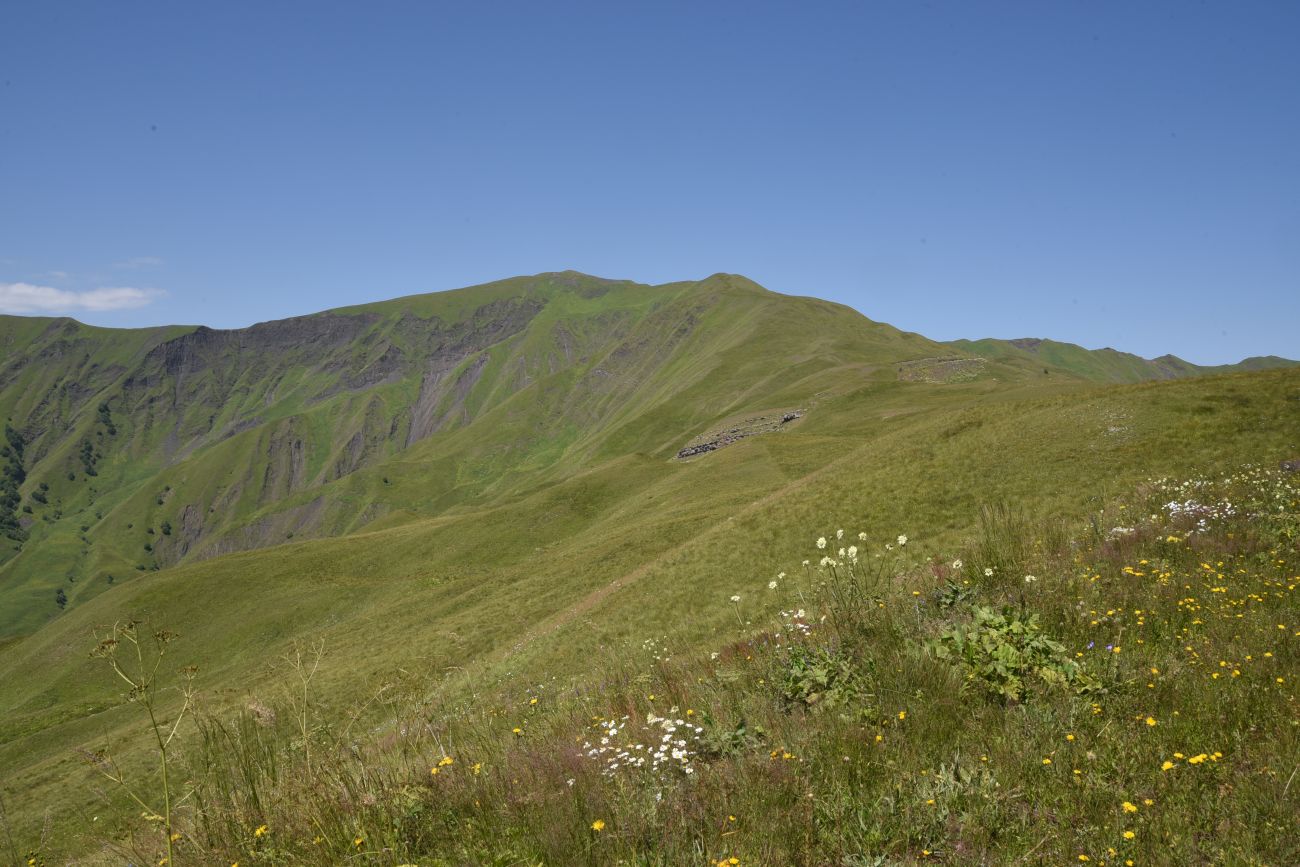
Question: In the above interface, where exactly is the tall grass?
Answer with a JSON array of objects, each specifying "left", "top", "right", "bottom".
[{"left": 59, "top": 464, "right": 1300, "bottom": 865}]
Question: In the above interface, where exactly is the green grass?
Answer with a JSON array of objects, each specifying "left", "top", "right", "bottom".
[
  {"left": 0, "top": 273, "right": 1296, "bottom": 861},
  {"left": 18, "top": 456, "right": 1296, "bottom": 865}
]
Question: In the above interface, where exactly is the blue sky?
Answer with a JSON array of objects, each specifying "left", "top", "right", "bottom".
[{"left": 1, "top": 1, "right": 1296, "bottom": 364}]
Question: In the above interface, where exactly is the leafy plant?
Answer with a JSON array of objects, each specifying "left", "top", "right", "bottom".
[
  {"left": 778, "top": 645, "right": 873, "bottom": 716},
  {"left": 697, "top": 716, "right": 766, "bottom": 759},
  {"left": 933, "top": 606, "right": 1101, "bottom": 703},
  {"left": 935, "top": 580, "right": 975, "bottom": 609}
]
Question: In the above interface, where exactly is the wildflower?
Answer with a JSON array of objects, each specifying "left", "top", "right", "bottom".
[
  {"left": 1024, "top": 574, "right": 1038, "bottom": 584},
  {"left": 439, "top": 755, "right": 454, "bottom": 766},
  {"left": 1145, "top": 716, "right": 1157, "bottom": 727},
  {"left": 1079, "top": 856, "right": 1090, "bottom": 862},
  {"left": 1123, "top": 831, "right": 1136, "bottom": 840},
  {"left": 472, "top": 762, "right": 482, "bottom": 774},
  {"left": 512, "top": 726, "right": 523, "bottom": 735},
  {"left": 1122, "top": 801, "right": 1137, "bottom": 813},
  {"left": 984, "top": 567, "right": 994, "bottom": 577},
  {"left": 816, "top": 537, "right": 827, "bottom": 549},
  {"left": 858, "top": 531, "right": 868, "bottom": 541},
  {"left": 530, "top": 697, "right": 538, "bottom": 705},
  {"left": 254, "top": 825, "right": 268, "bottom": 838},
  {"left": 591, "top": 819, "right": 606, "bottom": 832},
  {"left": 768, "top": 580, "right": 778, "bottom": 590},
  {"left": 353, "top": 836, "right": 364, "bottom": 848},
  {"left": 1188, "top": 753, "right": 1208, "bottom": 764},
  {"left": 1143, "top": 798, "right": 1154, "bottom": 806},
  {"left": 729, "top": 595, "right": 741, "bottom": 603},
  {"left": 1161, "top": 760, "right": 1175, "bottom": 771},
  {"left": 897, "top": 534, "right": 908, "bottom": 546},
  {"left": 1042, "top": 758, "right": 1052, "bottom": 765},
  {"left": 897, "top": 711, "right": 906, "bottom": 720},
  {"left": 1066, "top": 734, "right": 1075, "bottom": 741}
]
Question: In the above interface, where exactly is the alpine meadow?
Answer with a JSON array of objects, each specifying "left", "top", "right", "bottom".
[
  {"left": 0, "top": 271, "right": 1297, "bottom": 864},
  {"left": 5, "top": 3, "right": 1300, "bottom": 865}
]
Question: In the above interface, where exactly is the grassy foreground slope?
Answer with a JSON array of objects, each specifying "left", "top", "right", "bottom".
[{"left": 1, "top": 363, "right": 1296, "bottom": 859}]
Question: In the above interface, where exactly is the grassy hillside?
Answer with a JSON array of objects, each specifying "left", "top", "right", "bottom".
[
  {"left": 3, "top": 272, "right": 995, "bottom": 639},
  {"left": 0, "top": 274, "right": 1296, "bottom": 862}
]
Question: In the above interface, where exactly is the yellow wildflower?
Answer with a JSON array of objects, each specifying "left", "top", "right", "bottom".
[{"left": 591, "top": 819, "right": 606, "bottom": 832}]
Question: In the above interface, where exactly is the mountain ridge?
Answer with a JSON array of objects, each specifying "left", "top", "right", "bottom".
[
  {"left": 948, "top": 334, "right": 1296, "bottom": 382},
  {"left": 0, "top": 271, "right": 965, "bottom": 637}
]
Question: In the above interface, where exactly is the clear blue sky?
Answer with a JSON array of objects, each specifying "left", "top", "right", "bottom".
[{"left": 2, "top": 1, "right": 1296, "bottom": 364}]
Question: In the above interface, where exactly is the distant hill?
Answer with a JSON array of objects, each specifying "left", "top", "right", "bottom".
[{"left": 947, "top": 336, "right": 1297, "bottom": 383}]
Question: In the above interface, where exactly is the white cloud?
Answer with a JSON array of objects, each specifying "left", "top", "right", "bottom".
[{"left": 0, "top": 282, "right": 162, "bottom": 314}]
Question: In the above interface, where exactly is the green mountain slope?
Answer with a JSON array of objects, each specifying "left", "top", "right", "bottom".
[
  {"left": 1, "top": 272, "right": 1296, "bottom": 858},
  {"left": 1, "top": 272, "right": 1033, "bottom": 639},
  {"left": 948, "top": 336, "right": 1297, "bottom": 383}
]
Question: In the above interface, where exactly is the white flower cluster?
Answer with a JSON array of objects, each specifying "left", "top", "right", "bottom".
[
  {"left": 812, "top": 530, "right": 910, "bottom": 563},
  {"left": 582, "top": 712, "right": 706, "bottom": 780},
  {"left": 641, "top": 636, "right": 671, "bottom": 662},
  {"left": 1163, "top": 498, "right": 1238, "bottom": 533},
  {"left": 777, "top": 608, "right": 813, "bottom": 639}
]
